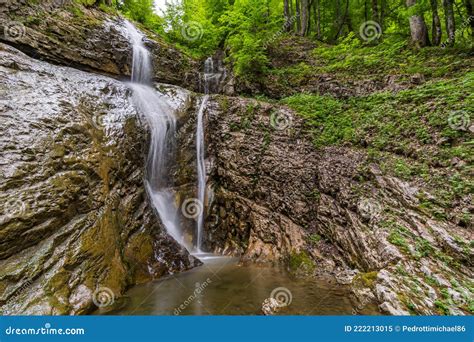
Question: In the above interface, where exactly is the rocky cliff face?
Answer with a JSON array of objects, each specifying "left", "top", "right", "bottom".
[
  {"left": 174, "top": 95, "right": 472, "bottom": 315},
  {"left": 0, "top": 0, "right": 199, "bottom": 89},
  {"left": 0, "top": 43, "right": 196, "bottom": 315}
]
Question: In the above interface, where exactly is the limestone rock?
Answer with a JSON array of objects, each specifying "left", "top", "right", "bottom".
[{"left": 0, "top": 43, "right": 196, "bottom": 315}]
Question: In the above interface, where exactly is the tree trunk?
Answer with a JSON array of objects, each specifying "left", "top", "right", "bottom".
[
  {"left": 300, "top": 0, "right": 310, "bottom": 35},
  {"left": 334, "top": 0, "right": 350, "bottom": 40},
  {"left": 466, "top": 0, "right": 474, "bottom": 37},
  {"left": 284, "top": 0, "right": 291, "bottom": 32},
  {"left": 442, "top": 0, "right": 456, "bottom": 46},
  {"left": 380, "top": 0, "right": 386, "bottom": 24},
  {"left": 372, "top": 0, "right": 380, "bottom": 23},
  {"left": 430, "top": 0, "right": 442, "bottom": 45},
  {"left": 407, "top": 0, "right": 430, "bottom": 47},
  {"left": 314, "top": 0, "right": 321, "bottom": 39},
  {"left": 295, "top": 0, "right": 301, "bottom": 32}
]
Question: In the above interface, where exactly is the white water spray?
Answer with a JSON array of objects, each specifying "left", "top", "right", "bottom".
[
  {"left": 195, "top": 94, "right": 208, "bottom": 252},
  {"left": 124, "top": 21, "right": 190, "bottom": 250},
  {"left": 195, "top": 57, "right": 219, "bottom": 251}
]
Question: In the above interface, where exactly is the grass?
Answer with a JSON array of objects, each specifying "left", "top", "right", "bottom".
[
  {"left": 311, "top": 33, "right": 473, "bottom": 79},
  {"left": 282, "top": 72, "right": 473, "bottom": 217},
  {"left": 387, "top": 230, "right": 410, "bottom": 253},
  {"left": 282, "top": 72, "right": 473, "bottom": 150},
  {"left": 434, "top": 300, "right": 451, "bottom": 315},
  {"left": 261, "top": 34, "right": 473, "bottom": 98}
]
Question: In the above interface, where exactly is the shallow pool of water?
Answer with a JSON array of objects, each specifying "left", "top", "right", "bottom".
[{"left": 99, "top": 255, "right": 380, "bottom": 315}]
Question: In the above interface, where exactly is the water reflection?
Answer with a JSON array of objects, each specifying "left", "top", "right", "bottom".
[{"left": 98, "top": 257, "right": 380, "bottom": 316}]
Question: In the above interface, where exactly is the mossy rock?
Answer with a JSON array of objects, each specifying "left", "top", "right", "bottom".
[
  {"left": 353, "top": 271, "right": 378, "bottom": 288},
  {"left": 289, "top": 250, "right": 315, "bottom": 275}
]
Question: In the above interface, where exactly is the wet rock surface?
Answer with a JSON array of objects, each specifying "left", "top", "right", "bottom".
[
  {"left": 0, "top": 0, "right": 199, "bottom": 90},
  {"left": 0, "top": 43, "right": 196, "bottom": 315}
]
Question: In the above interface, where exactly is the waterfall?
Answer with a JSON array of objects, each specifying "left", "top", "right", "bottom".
[
  {"left": 195, "top": 56, "right": 218, "bottom": 252},
  {"left": 195, "top": 95, "right": 208, "bottom": 252},
  {"left": 124, "top": 21, "right": 152, "bottom": 84},
  {"left": 124, "top": 21, "right": 190, "bottom": 251}
]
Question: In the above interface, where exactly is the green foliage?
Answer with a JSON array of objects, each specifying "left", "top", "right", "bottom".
[
  {"left": 434, "top": 300, "right": 451, "bottom": 315},
  {"left": 218, "top": 0, "right": 282, "bottom": 77},
  {"left": 283, "top": 71, "right": 472, "bottom": 151},
  {"left": 73, "top": 0, "right": 97, "bottom": 5},
  {"left": 102, "top": 0, "right": 165, "bottom": 33},
  {"left": 108, "top": 0, "right": 473, "bottom": 80},
  {"left": 282, "top": 72, "right": 473, "bottom": 214},
  {"left": 281, "top": 94, "right": 349, "bottom": 146},
  {"left": 312, "top": 34, "right": 472, "bottom": 78},
  {"left": 388, "top": 230, "right": 409, "bottom": 252}
]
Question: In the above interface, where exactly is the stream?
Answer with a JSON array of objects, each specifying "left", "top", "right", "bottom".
[{"left": 98, "top": 256, "right": 380, "bottom": 315}]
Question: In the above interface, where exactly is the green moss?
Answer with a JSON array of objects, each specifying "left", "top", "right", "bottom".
[
  {"left": 73, "top": 0, "right": 96, "bottom": 6},
  {"left": 262, "top": 129, "right": 271, "bottom": 149},
  {"left": 396, "top": 265, "right": 408, "bottom": 276},
  {"left": 309, "top": 189, "right": 321, "bottom": 200},
  {"left": 217, "top": 96, "right": 230, "bottom": 112},
  {"left": 289, "top": 251, "right": 315, "bottom": 273},
  {"left": 468, "top": 300, "right": 474, "bottom": 314},
  {"left": 69, "top": 5, "right": 84, "bottom": 18},
  {"left": 354, "top": 271, "right": 378, "bottom": 288},
  {"left": 440, "top": 288, "right": 451, "bottom": 300},
  {"left": 414, "top": 238, "right": 434, "bottom": 258},
  {"left": 425, "top": 275, "right": 440, "bottom": 287},
  {"left": 25, "top": 16, "right": 41, "bottom": 25},
  {"left": 434, "top": 300, "right": 451, "bottom": 315},
  {"left": 307, "top": 233, "right": 322, "bottom": 243}
]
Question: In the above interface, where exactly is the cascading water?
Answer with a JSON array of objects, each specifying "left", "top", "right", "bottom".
[
  {"left": 195, "top": 97, "right": 208, "bottom": 252},
  {"left": 195, "top": 57, "right": 222, "bottom": 252},
  {"left": 124, "top": 21, "right": 190, "bottom": 250}
]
